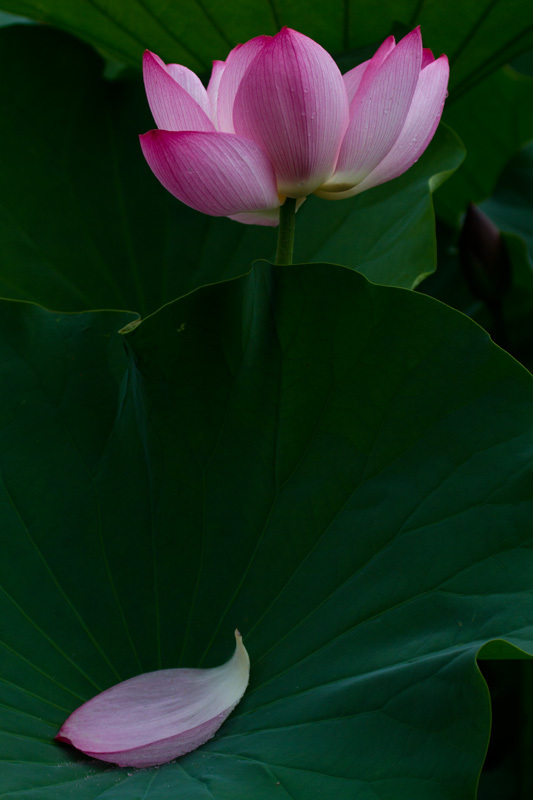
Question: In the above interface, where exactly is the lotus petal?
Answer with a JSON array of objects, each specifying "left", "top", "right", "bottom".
[
  {"left": 322, "top": 27, "right": 422, "bottom": 193},
  {"left": 342, "top": 35, "right": 396, "bottom": 105},
  {"left": 342, "top": 60, "right": 370, "bottom": 106},
  {"left": 421, "top": 47, "right": 435, "bottom": 68},
  {"left": 207, "top": 59, "right": 226, "bottom": 125},
  {"left": 232, "top": 27, "right": 350, "bottom": 197},
  {"left": 56, "top": 631, "right": 250, "bottom": 768},
  {"left": 143, "top": 50, "right": 214, "bottom": 132},
  {"left": 227, "top": 208, "right": 281, "bottom": 226},
  {"left": 139, "top": 130, "right": 280, "bottom": 219},
  {"left": 216, "top": 35, "right": 269, "bottom": 133},
  {"left": 346, "top": 54, "right": 450, "bottom": 196}
]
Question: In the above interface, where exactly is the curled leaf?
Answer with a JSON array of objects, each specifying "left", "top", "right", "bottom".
[{"left": 56, "top": 630, "right": 249, "bottom": 768}]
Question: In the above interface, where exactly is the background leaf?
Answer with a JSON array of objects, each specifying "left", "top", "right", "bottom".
[
  {"left": 0, "top": 9, "right": 27, "bottom": 23},
  {"left": 437, "top": 67, "right": 533, "bottom": 225},
  {"left": 0, "top": 25, "right": 462, "bottom": 314},
  {"left": 477, "top": 143, "right": 533, "bottom": 369},
  {"left": 481, "top": 142, "right": 533, "bottom": 268},
  {"left": 0, "top": 0, "right": 531, "bottom": 96},
  {"left": 423, "top": 142, "right": 533, "bottom": 371},
  {"left": 1, "top": 263, "right": 533, "bottom": 798}
]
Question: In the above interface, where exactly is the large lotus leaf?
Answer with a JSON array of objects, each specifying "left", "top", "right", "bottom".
[
  {"left": 436, "top": 67, "right": 533, "bottom": 225},
  {"left": 0, "top": 25, "right": 463, "bottom": 314},
  {"left": 0, "top": 9, "right": 27, "bottom": 23},
  {"left": 1, "top": 261, "right": 533, "bottom": 798},
  {"left": 295, "top": 125, "right": 461, "bottom": 290},
  {"left": 0, "top": 0, "right": 531, "bottom": 97}
]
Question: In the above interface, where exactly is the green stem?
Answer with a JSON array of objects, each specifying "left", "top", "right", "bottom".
[{"left": 275, "top": 197, "right": 297, "bottom": 265}]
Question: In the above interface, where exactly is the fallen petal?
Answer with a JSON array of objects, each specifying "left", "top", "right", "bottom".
[{"left": 56, "top": 631, "right": 250, "bottom": 768}]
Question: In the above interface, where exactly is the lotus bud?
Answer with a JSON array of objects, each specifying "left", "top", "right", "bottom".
[{"left": 459, "top": 203, "right": 511, "bottom": 306}]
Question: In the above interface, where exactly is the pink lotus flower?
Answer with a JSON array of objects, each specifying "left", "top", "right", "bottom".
[
  {"left": 55, "top": 631, "right": 249, "bottom": 768},
  {"left": 140, "top": 27, "right": 448, "bottom": 226}
]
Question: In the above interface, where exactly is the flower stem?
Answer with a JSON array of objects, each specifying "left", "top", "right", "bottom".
[{"left": 275, "top": 197, "right": 297, "bottom": 265}]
